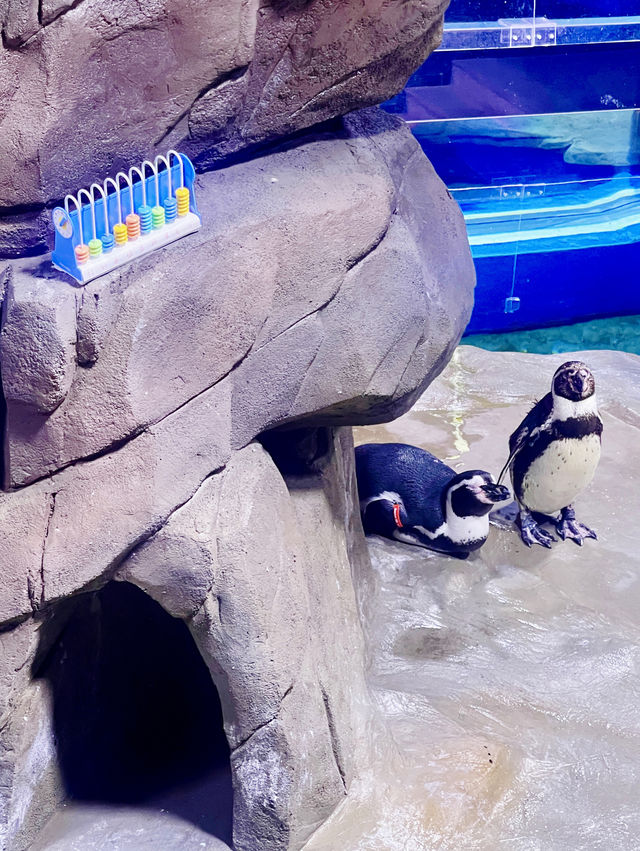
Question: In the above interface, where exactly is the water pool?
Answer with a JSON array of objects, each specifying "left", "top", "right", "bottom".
[
  {"left": 464, "top": 312, "right": 640, "bottom": 354},
  {"left": 384, "top": 34, "right": 640, "bottom": 338},
  {"left": 454, "top": 174, "right": 640, "bottom": 335}
]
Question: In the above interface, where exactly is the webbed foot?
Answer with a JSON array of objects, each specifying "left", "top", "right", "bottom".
[
  {"left": 518, "top": 508, "right": 556, "bottom": 548},
  {"left": 556, "top": 505, "right": 597, "bottom": 546}
]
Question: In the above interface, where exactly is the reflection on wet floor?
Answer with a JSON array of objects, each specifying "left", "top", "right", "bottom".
[
  {"left": 393, "top": 626, "right": 466, "bottom": 661},
  {"left": 308, "top": 346, "right": 640, "bottom": 850}
]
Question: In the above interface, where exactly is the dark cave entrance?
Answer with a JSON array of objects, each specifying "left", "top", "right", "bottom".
[{"left": 33, "top": 581, "right": 233, "bottom": 843}]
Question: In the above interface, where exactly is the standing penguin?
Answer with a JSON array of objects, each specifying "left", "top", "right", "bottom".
[
  {"left": 355, "top": 443, "right": 510, "bottom": 559},
  {"left": 498, "top": 360, "right": 603, "bottom": 548}
]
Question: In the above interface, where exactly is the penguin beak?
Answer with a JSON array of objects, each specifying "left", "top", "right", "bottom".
[{"left": 479, "top": 483, "right": 511, "bottom": 503}]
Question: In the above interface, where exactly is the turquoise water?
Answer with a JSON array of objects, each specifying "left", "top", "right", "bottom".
[
  {"left": 384, "top": 40, "right": 640, "bottom": 335},
  {"left": 464, "top": 313, "right": 640, "bottom": 354}
]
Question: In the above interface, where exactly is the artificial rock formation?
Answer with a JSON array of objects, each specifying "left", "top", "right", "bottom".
[
  {"left": 2, "top": 109, "right": 473, "bottom": 495},
  {"left": 0, "top": 107, "right": 475, "bottom": 849},
  {"left": 1, "top": 429, "right": 377, "bottom": 851},
  {"left": 0, "top": 0, "right": 476, "bottom": 847},
  {"left": 0, "top": 0, "right": 448, "bottom": 255}
]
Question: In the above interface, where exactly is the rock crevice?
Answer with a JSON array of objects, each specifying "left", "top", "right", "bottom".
[{"left": 232, "top": 683, "right": 295, "bottom": 755}]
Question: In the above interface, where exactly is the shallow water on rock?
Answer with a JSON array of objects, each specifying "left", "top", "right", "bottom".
[{"left": 308, "top": 345, "right": 640, "bottom": 850}]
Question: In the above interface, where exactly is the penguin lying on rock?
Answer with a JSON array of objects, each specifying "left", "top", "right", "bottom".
[
  {"left": 498, "top": 360, "right": 602, "bottom": 548},
  {"left": 355, "top": 443, "right": 510, "bottom": 559}
]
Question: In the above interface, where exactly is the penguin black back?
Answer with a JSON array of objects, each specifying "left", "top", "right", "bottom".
[
  {"left": 355, "top": 442, "right": 453, "bottom": 521},
  {"left": 355, "top": 442, "right": 509, "bottom": 557}
]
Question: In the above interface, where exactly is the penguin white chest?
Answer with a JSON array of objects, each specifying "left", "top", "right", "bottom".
[{"left": 521, "top": 435, "right": 601, "bottom": 514}]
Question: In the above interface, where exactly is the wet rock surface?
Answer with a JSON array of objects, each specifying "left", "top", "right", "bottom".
[{"left": 305, "top": 345, "right": 640, "bottom": 849}]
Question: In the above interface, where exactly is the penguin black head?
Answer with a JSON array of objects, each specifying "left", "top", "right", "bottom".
[
  {"left": 444, "top": 471, "right": 511, "bottom": 518},
  {"left": 552, "top": 361, "right": 595, "bottom": 401}
]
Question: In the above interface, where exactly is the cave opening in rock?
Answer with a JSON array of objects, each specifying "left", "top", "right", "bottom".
[
  {"left": 260, "top": 425, "right": 333, "bottom": 477},
  {"left": 33, "top": 580, "right": 233, "bottom": 843}
]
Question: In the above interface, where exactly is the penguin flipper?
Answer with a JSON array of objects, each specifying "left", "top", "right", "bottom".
[
  {"left": 362, "top": 498, "right": 407, "bottom": 539},
  {"left": 498, "top": 393, "right": 553, "bottom": 485}
]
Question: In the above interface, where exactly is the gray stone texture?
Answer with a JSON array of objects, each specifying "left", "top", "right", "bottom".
[
  {"left": 0, "top": 0, "right": 477, "bottom": 841},
  {"left": 0, "top": 618, "right": 66, "bottom": 851},
  {"left": 1, "top": 268, "right": 77, "bottom": 413},
  {"left": 1, "top": 109, "right": 474, "bottom": 490},
  {"left": 0, "top": 432, "right": 380, "bottom": 851},
  {"left": 0, "top": 0, "right": 444, "bottom": 225},
  {"left": 0, "top": 376, "right": 232, "bottom": 624},
  {"left": 1, "top": 679, "right": 65, "bottom": 851},
  {"left": 0, "top": 97, "right": 475, "bottom": 847}
]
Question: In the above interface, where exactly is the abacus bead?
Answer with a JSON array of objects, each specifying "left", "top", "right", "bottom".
[
  {"left": 75, "top": 244, "right": 90, "bottom": 264},
  {"left": 88, "top": 238, "right": 102, "bottom": 257},
  {"left": 126, "top": 213, "right": 141, "bottom": 240},
  {"left": 152, "top": 205, "right": 165, "bottom": 229},
  {"left": 101, "top": 232, "right": 115, "bottom": 253},
  {"left": 138, "top": 205, "right": 152, "bottom": 234},
  {"left": 113, "top": 222, "right": 128, "bottom": 244},
  {"left": 164, "top": 196, "right": 177, "bottom": 223},
  {"left": 175, "top": 186, "right": 189, "bottom": 216}
]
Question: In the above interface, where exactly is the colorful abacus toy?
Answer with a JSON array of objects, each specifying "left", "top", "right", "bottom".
[{"left": 51, "top": 151, "right": 201, "bottom": 285}]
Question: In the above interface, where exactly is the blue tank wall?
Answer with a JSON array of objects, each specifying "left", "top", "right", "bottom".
[
  {"left": 467, "top": 242, "right": 640, "bottom": 334},
  {"left": 386, "top": 40, "right": 640, "bottom": 334},
  {"left": 446, "top": 0, "right": 640, "bottom": 21}
]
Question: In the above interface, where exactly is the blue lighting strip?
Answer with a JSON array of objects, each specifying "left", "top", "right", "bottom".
[{"left": 452, "top": 177, "right": 640, "bottom": 257}]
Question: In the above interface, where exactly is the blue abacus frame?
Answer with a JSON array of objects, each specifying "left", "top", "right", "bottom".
[{"left": 51, "top": 151, "right": 201, "bottom": 285}]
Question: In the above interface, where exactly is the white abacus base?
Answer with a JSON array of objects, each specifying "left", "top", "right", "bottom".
[{"left": 72, "top": 213, "right": 201, "bottom": 285}]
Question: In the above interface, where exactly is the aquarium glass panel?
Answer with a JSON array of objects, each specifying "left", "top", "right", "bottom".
[
  {"left": 455, "top": 173, "right": 640, "bottom": 333},
  {"left": 385, "top": 5, "right": 640, "bottom": 338},
  {"left": 440, "top": 0, "right": 640, "bottom": 49},
  {"left": 446, "top": 0, "right": 534, "bottom": 23},
  {"left": 396, "top": 44, "right": 640, "bottom": 123}
]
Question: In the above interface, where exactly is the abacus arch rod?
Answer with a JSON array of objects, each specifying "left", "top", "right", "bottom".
[
  {"left": 77, "top": 188, "right": 96, "bottom": 240},
  {"left": 167, "top": 149, "right": 185, "bottom": 188},
  {"left": 129, "top": 165, "right": 147, "bottom": 207},
  {"left": 154, "top": 154, "right": 172, "bottom": 197},
  {"left": 90, "top": 183, "right": 109, "bottom": 234},
  {"left": 141, "top": 160, "right": 159, "bottom": 206},
  {"left": 64, "top": 194, "right": 84, "bottom": 245},
  {"left": 116, "top": 171, "right": 134, "bottom": 216},
  {"left": 103, "top": 177, "right": 122, "bottom": 222}
]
